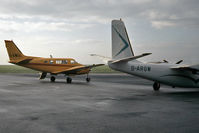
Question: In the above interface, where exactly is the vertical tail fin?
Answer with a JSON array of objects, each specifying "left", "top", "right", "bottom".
[
  {"left": 5, "top": 40, "right": 25, "bottom": 61},
  {"left": 112, "top": 19, "right": 134, "bottom": 60}
]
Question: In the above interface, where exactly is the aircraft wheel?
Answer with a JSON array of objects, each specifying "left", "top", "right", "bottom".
[
  {"left": 67, "top": 77, "right": 72, "bottom": 83},
  {"left": 86, "top": 77, "right": 91, "bottom": 82},
  {"left": 50, "top": 76, "right": 56, "bottom": 82},
  {"left": 153, "top": 82, "right": 160, "bottom": 91}
]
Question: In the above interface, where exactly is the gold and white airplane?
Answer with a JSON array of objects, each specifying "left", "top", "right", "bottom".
[{"left": 5, "top": 40, "right": 104, "bottom": 83}]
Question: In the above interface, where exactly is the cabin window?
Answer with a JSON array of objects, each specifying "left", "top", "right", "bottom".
[
  {"left": 62, "top": 60, "right": 68, "bottom": 64},
  {"left": 44, "top": 61, "right": 48, "bottom": 63},
  {"left": 56, "top": 60, "right": 62, "bottom": 64},
  {"left": 71, "top": 60, "right": 76, "bottom": 64},
  {"left": 50, "top": 60, "right": 54, "bottom": 64}
]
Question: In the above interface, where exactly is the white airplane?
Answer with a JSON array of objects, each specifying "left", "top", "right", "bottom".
[{"left": 92, "top": 19, "right": 199, "bottom": 91}]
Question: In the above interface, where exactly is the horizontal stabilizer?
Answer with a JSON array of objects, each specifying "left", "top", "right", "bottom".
[
  {"left": 90, "top": 54, "right": 111, "bottom": 63},
  {"left": 16, "top": 58, "right": 32, "bottom": 64},
  {"left": 9, "top": 58, "right": 32, "bottom": 64},
  {"left": 110, "top": 53, "right": 152, "bottom": 64}
]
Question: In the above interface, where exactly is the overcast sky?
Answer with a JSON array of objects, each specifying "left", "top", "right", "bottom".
[{"left": 0, "top": 0, "right": 199, "bottom": 65}]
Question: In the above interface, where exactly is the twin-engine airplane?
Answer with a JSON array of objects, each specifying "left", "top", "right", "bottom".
[
  {"left": 92, "top": 19, "right": 199, "bottom": 91},
  {"left": 5, "top": 40, "right": 104, "bottom": 83}
]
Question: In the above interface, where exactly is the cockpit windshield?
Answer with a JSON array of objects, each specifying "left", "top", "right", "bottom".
[{"left": 70, "top": 60, "right": 77, "bottom": 64}]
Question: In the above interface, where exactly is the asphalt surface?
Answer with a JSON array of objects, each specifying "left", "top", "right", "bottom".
[{"left": 0, "top": 73, "right": 199, "bottom": 133}]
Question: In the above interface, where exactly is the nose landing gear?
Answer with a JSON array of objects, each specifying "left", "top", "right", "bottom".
[
  {"left": 86, "top": 74, "right": 91, "bottom": 82},
  {"left": 86, "top": 77, "right": 91, "bottom": 82}
]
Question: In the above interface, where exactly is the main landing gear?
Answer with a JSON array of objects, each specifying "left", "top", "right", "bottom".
[
  {"left": 66, "top": 77, "right": 72, "bottom": 83},
  {"left": 50, "top": 75, "right": 72, "bottom": 83},
  {"left": 153, "top": 82, "right": 160, "bottom": 91},
  {"left": 50, "top": 76, "right": 56, "bottom": 82},
  {"left": 51, "top": 76, "right": 72, "bottom": 83}
]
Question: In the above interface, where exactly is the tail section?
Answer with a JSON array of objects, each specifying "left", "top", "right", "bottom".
[
  {"left": 91, "top": 19, "right": 151, "bottom": 64},
  {"left": 112, "top": 19, "right": 134, "bottom": 60},
  {"left": 5, "top": 40, "right": 25, "bottom": 61}
]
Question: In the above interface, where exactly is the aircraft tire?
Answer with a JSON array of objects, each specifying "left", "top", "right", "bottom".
[
  {"left": 50, "top": 76, "right": 56, "bottom": 82},
  {"left": 86, "top": 77, "right": 91, "bottom": 82},
  {"left": 67, "top": 77, "right": 72, "bottom": 83},
  {"left": 153, "top": 82, "right": 160, "bottom": 91}
]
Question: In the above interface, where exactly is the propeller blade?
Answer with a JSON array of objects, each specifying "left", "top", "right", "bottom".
[
  {"left": 163, "top": 60, "right": 168, "bottom": 63},
  {"left": 176, "top": 60, "right": 183, "bottom": 64}
]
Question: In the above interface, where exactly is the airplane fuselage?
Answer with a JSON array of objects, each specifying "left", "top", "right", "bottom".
[
  {"left": 109, "top": 61, "right": 199, "bottom": 88},
  {"left": 10, "top": 56, "right": 90, "bottom": 75}
]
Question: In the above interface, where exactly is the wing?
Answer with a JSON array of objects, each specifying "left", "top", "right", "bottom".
[
  {"left": 52, "top": 64, "right": 104, "bottom": 74},
  {"left": 171, "top": 64, "right": 199, "bottom": 72}
]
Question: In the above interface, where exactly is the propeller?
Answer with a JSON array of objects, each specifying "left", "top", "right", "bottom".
[
  {"left": 149, "top": 59, "right": 183, "bottom": 64},
  {"left": 163, "top": 60, "right": 168, "bottom": 63},
  {"left": 176, "top": 60, "right": 183, "bottom": 64},
  {"left": 162, "top": 59, "right": 183, "bottom": 64}
]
